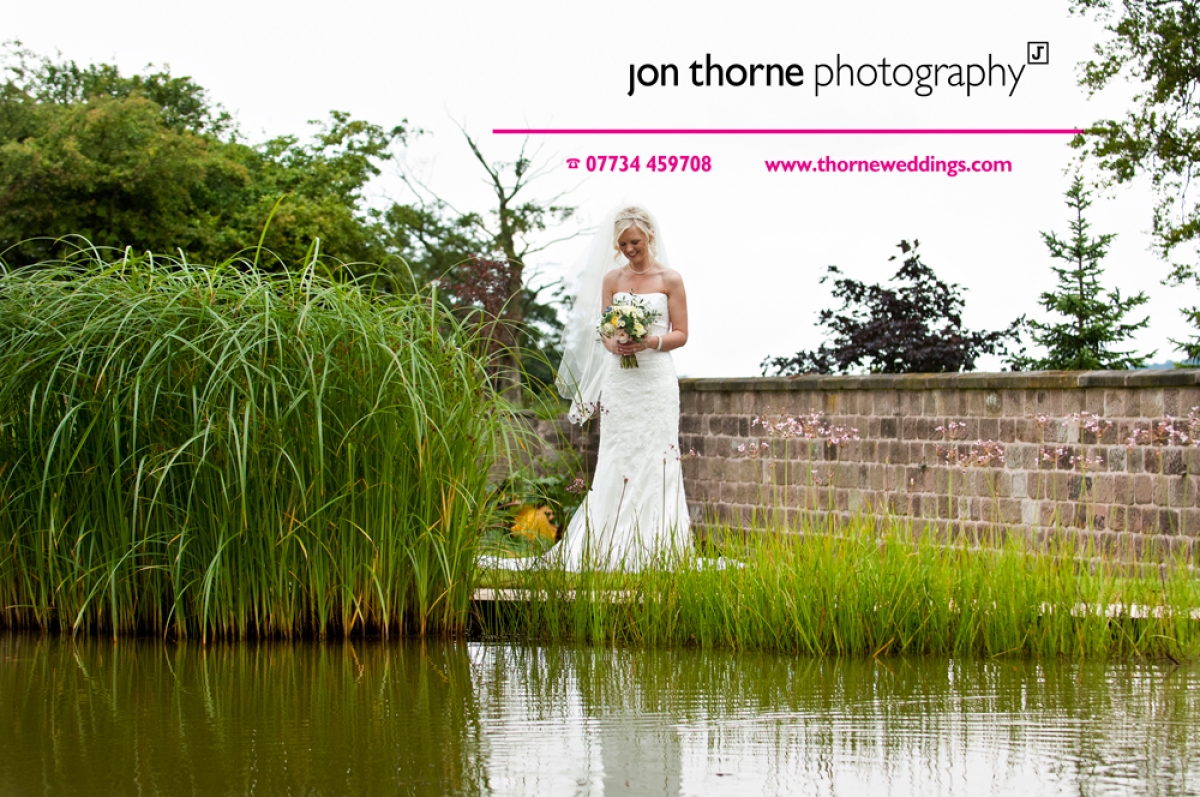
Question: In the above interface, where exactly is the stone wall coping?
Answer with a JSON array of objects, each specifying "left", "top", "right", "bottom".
[{"left": 680, "top": 369, "right": 1200, "bottom": 392}]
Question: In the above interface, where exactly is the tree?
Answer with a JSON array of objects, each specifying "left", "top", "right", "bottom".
[
  {"left": 761, "top": 240, "right": 1020, "bottom": 375},
  {"left": 0, "top": 44, "right": 406, "bottom": 269},
  {"left": 1009, "top": 176, "right": 1152, "bottom": 370},
  {"left": 388, "top": 131, "right": 582, "bottom": 394},
  {"left": 0, "top": 41, "right": 233, "bottom": 137},
  {"left": 0, "top": 92, "right": 230, "bottom": 262},
  {"left": 1070, "top": 1, "right": 1200, "bottom": 352},
  {"left": 1072, "top": 1, "right": 1200, "bottom": 259}
]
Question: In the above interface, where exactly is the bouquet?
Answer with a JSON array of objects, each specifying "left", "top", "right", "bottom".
[{"left": 599, "top": 294, "right": 661, "bottom": 369}]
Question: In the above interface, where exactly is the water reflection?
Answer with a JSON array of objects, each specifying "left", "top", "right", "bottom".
[
  {"left": 471, "top": 645, "right": 1200, "bottom": 796},
  {"left": 1, "top": 636, "right": 487, "bottom": 796},
  {"left": 2, "top": 634, "right": 1197, "bottom": 796}
]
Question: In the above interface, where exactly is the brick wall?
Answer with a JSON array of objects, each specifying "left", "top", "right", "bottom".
[{"left": 662, "top": 371, "right": 1200, "bottom": 561}]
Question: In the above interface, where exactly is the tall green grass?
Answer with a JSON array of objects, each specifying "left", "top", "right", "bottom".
[
  {"left": 0, "top": 246, "right": 506, "bottom": 639},
  {"left": 477, "top": 520, "right": 1200, "bottom": 660}
]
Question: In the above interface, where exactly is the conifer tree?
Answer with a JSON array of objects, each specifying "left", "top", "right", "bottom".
[{"left": 1009, "top": 176, "right": 1151, "bottom": 371}]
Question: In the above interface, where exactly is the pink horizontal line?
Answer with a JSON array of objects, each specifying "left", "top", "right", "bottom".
[{"left": 493, "top": 128, "right": 1083, "bottom": 135}]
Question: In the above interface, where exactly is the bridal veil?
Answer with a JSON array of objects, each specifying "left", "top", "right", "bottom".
[{"left": 556, "top": 203, "right": 671, "bottom": 424}]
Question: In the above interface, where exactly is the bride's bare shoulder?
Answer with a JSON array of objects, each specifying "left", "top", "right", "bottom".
[{"left": 661, "top": 267, "right": 685, "bottom": 291}]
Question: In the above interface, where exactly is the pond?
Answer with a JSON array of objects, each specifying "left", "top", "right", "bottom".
[{"left": 2, "top": 633, "right": 1197, "bottom": 796}]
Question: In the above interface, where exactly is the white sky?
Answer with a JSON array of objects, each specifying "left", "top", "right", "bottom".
[{"left": 5, "top": 0, "right": 1192, "bottom": 377}]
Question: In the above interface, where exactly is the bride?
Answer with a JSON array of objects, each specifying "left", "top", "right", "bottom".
[{"left": 487, "top": 204, "right": 693, "bottom": 571}]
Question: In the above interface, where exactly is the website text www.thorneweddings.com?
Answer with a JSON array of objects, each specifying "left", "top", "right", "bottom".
[{"left": 765, "top": 155, "right": 1013, "bottom": 177}]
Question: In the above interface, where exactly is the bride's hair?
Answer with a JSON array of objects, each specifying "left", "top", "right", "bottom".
[{"left": 611, "top": 206, "right": 657, "bottom": 260}]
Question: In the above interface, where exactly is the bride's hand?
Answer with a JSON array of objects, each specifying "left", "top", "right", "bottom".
[
  {"left": 604, "top": 336, "right": 639, "bottom": 355},
  {"left": 614, "top": 337, "right": 652, "bottom": 356}
]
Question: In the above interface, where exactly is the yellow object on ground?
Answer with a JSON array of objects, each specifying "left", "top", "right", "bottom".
[{"left": 511, "top": 504, "right": 557, "bottom": 542}]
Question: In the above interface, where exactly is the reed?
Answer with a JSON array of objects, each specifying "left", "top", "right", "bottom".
[
  {"left": 0, "top": 245, "right": 507, "bottom": 639},
  {"left": 476, "top": 519, "right": 1200, "bottom": 660}
]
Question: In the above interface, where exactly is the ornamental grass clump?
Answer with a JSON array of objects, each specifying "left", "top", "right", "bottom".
[
  {"left": 0, "top": 246, "right": 505, "bottom": 639},
  {"left": 476, "top": 519, "right": 1200, "bottom": 660}
]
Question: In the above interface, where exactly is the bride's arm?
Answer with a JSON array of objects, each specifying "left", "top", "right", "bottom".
[
  {"left": 600, "top": 271, "right": 620, "bottom": 354},
  {"left": 651, "top": 271, "right": 688, "bottom": 353}
]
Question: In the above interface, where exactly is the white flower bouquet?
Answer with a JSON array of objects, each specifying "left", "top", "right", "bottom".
[{"left": 598, "top": 295, "right": 661, "bottom": 369}]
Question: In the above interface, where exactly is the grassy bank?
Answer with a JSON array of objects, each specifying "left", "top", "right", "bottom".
[
  {"left": 477, "top": 521, "right": 1200, "bottom": 660},
  {"left": 0, "top": 247, "right": 504, "bottom": 639}
]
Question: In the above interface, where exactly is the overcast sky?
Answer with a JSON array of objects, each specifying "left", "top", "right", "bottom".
[{"left": 5, "top": 0, "right": 1190, "bottom": 377}]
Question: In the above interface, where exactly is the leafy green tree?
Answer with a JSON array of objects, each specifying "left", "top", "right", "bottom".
[
  {"left": 224, "top": 111, "right": 405, "bottom": 271},
  {"left": 1009, "top": 176, "right": 1151, "bottom": 371},
  {"left": 762, "top": 240, "right": 1020, "bottom": 375},
  {"left": 1070, "top": 1, "right": 1200, "bottom": 354},
  {"left": 0, "top": 44, "right": 405, "bottom": 269},
  {"left": 0, "top": 92, "right": 227, "bottom": 261},
  {"left": 0, "top": 41, "right": 232, "bottom": 136}
]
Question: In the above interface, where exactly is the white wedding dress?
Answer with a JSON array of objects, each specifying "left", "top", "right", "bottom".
[
  {"left": 484, "top": 291, "right": 692, "bottom": 572},
  {"left": 558, "top": 291, "right": 691, "bottom": 570}
]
